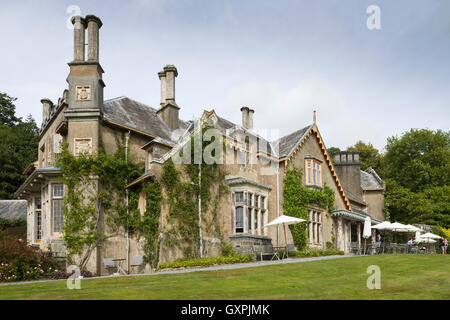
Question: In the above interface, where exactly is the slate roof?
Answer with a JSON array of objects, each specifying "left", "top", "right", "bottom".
[
  {"left": 344, "top": 188, "right": 367, "bottom": 205},
  {"left": 103, "top": 97, "right": 189, "bottom": 141},
  {"left": 0, "top": 200, "right": 27, "bottom": 220},
  {"left": 361, "top": 168, "right": 385, "bottom": 190},
  {"left": 270, "top": 125, "right": 313, "bottom": 158}
]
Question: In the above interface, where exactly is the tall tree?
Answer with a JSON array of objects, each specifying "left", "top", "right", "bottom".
[
  {"left": 384, "top": 129, "right": 450, "bottom": 227},
  {"left": 384, "top": 129, "right": 449, "bottom": 193},
  {"left": 347, "top": 140, "right": 383, "bottom": 172},
  {"left": 0, "top": 93, "right": 39, "bottom": 199}
]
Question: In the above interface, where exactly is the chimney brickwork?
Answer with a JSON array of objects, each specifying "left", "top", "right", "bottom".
[
  {"left": 334, "top": 151, "right": 362, "bottom": 200},
  {"left": 157, "top": 65, "right": 180, "bottom": 130}
]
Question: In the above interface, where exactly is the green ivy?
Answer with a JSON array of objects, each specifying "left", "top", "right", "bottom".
[
  {"left": 160, "top": 125, "right": 228, "bottom": 259},
  {"left": 283, "top": 167, "right": 335, "bottom": 250},
  {"left": 56, "top": 136, "right": 143, "bottom": 269}
]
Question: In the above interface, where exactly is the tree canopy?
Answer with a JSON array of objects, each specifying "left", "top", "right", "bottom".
[{"left": 0, "top": 93, "right": 39, "bottom": 199}]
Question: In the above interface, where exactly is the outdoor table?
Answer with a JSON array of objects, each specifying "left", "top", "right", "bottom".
[
  {"left": 272, "top": 246, "right": 288, "bottom": 260},
  {"left": 112, "top": 258, "right": 127, "bottom": 275}
]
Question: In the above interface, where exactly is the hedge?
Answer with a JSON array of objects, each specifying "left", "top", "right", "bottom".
[{"left": 158, "top": 255, "right": 253, "bottom": 270}]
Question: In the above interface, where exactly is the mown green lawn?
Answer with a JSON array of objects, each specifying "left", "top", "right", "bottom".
[{"left": 0, "top": 254, "right": 448, "bottom": 300}]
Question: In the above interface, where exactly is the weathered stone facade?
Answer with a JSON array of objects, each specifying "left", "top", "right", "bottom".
[{"left": 16, "top": 14, "right": 385, "bottom": 275}]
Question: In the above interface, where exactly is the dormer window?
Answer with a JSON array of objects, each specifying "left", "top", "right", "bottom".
[{"left": 305, "top": 158, "right": 322, "bottom": 187}]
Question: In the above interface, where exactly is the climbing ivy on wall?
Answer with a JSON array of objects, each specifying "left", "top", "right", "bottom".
[
  {"left": 283, "top": 167, "right": 335, "bottom": 251},
  {"left": 160, "top": 125, "right": 228, "bottom": 259},
  {"left": 56, "top": 136, "right": 145, "bottom": 270}
]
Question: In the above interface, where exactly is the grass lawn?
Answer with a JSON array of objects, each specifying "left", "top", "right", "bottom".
[{"left": 0, "top": 254, "right": 449, "bottom": 300}]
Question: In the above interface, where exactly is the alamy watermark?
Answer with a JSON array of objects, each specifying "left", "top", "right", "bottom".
[
  {"left": 366, "top": 265, "right": 381, "bottom": 289},
  {"left": 66, "top": 265, "right": 81, "bottom": 290},
  {"left": 367, "top": 5, "right": 381, "bottom": 30}
]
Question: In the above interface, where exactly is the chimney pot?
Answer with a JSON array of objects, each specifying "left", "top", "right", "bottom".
[
  {"left": 86, "top": 15, "right": 102, "bottom": 62},
  {"left": 71, "top": 16, "right": 86, "bottom": 61}
]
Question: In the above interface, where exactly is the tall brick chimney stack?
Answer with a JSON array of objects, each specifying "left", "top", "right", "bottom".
[
  {"left": 157, "top": 65, "right": 180, "bottom": 130},
  {"left": 240, "top": 107, "right": 254, "bottom": 130},
  {"left": 334, "top": 151, "right": 362, "bottom": 199}
]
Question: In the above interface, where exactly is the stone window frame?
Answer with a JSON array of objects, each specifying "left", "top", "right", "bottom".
[
  {"left": 308, "top": 208, "right": 323, "bottom": 245},
  {"left": 305, "top": 158, "right": 322, "bottom": 187},
  {"left": 35, "top": 197, "right": 42, "bottom": 243},
  {"left": 51, "top": 183, "right": 65, "bottom": 236},
  {"left": 232, "top": 187, "right": 269, "bottom": 236}
]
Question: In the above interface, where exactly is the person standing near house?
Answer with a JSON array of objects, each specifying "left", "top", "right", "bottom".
[
  {"left": 440, "top": 237, "right": 448, "bottom": 254},
  {"left": 407, "top": 238, "right": 413, "bottom": 254}
]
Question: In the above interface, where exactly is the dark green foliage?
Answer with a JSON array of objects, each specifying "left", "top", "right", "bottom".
[
  {"left": 384, "top": 129, "right": 449, "bottom": 193},
  {"left": 347, "top": 140, "right": 384, "bottom": 172},
  {"left": 0, "top": 93, "right": 39, "bottom": 199},
  {"left": 0, "top": 218, "right": 26, "bottom": 230},
  {"left": 383, "top": 129, "right": 450, "bottom": 227},
  {"left": 283, "top": 167, "right": 335, "bottom": 250},
  {"left": 158, "top": 255, "right": 253, "bottom": 270}
]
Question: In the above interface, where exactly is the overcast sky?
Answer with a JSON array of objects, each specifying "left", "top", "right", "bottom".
[{"left": 1, "top": 0, "right": 449, "bottom": 151}]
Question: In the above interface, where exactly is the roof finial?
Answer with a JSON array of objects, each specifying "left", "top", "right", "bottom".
[{"left": 313, "top": 110, "right": 317, "bottom": 124}]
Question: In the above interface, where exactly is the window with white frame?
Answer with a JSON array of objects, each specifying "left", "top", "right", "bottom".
[
  {"left": 305, "top": 159, "right": 322, "bottom": 187},
  {"left": 52, "top": 184, "right": 64, "bottom": 234}
]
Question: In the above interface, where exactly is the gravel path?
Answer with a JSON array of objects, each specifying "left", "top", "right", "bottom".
[{"left": 0, "top": 254, "right": 358, "bottom": 286}]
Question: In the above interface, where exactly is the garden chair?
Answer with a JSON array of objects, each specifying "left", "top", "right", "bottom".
[
  {"left": 103, "top": 258, "right": 117, "bottom": 275},
  {"left": 130, "top": 256, "right": 144, "bottom": 273}
]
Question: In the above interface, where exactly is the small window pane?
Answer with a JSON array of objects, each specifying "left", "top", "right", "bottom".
[
  {"left": 53, "top": 184, "right": 64, "bottom": 198},
  {"left": 36, "top": 197, "right": 41, "bottom": 210},
  {"left": 260, "top": 196, "right": 265, "bottom": 209},
  {"left": 254, "top": 195, "right": 259, "bottom": 208},
  {"left": 235, "top": 207, "right": 243, "bottom": 232},
  {"left": 53, "top": 199, "right": 64, "bottom": 233},
  {"left": 247, "top": 193, "right": 252, "bottom": 206}
]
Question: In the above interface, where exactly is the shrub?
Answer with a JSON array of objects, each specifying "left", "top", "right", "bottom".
[
  {"left": 0, "top": 231, "right": 63, "bottom": 282},
  {"left": 0, "top": 218, "right": 26, "bottom": 231},
  {"left": 294, "top": 249, "right": 344, "bottom": 258},
  {"left": 158, "top": 255, "right": 253, "bottom": 270},
  {"left": 221, "top": 242, "right": 238, "bottom": 257}
]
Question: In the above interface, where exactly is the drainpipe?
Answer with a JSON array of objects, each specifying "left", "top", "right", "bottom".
[
  {"left": 276, "top": 162, "right": 280, "bottom": 248},
  {"left": 198, "top": 162, "right": 203, "bottom": 258},
  {"left": 125, "top": 131, "right": 130, "bottom": 274}
]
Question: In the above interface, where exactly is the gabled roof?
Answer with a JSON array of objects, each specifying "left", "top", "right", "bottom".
[
  {"left": 271, "top": 125, "right": 312, "bottom": 158},
  {"left": 0, "top": 200, "right": 27, "bottom": 220},
  {"left": 102, "top": 96, "right": 189, "bottom": 140},
  {"left": 279, "top": 124, "right": 352, "bottom": 211},
  {"left": 361, "top": 168, "right": 385, "bottom": 190}
]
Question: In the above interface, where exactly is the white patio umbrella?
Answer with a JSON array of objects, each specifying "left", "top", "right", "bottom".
[
  {"left": 420, "top": 232, "right": 441, "bottom": 240},
  {"left": 362, "top": 216, "right": 372, "bottom": 255},
  {"left": 405, "top": 224, "right": 423, "bottom": 232},
  {"left": 418, "top": 233, "right": 440, "bottom": 253},
  {"left": 390, "top": 222, "right": 410, "bottom": 232},
  {"left": 264, "top": 215, "right": 306, "bottom": 258},
  {"left": 371, "top": 221, "right": 393, "bottom": 230}
]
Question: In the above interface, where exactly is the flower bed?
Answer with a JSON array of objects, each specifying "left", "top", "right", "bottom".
[
  {"left": 158, "top": 255, "right": 253, "bottom": 270},
  {"left": 0, "top": 231, "right": 93, "bottom": 282}
]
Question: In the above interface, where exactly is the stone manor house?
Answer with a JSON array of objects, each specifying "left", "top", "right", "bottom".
[{"left": 15, "top": 15, "right": 385, "bottom": 275}]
